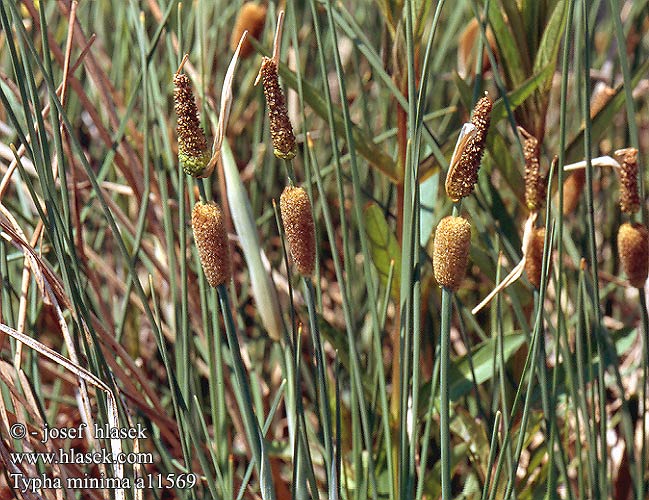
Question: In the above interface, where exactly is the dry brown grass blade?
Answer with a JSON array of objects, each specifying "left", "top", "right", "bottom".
[
  {"left": 207, "top": 31, "right": 248, "bottom": 174},
  {"left": 59, "top": 0, "right": 78, "bottom": 107},
  {"left": 0, "top": 429, "right": 43, "bottom": 500},
  {"left": 0, "top": 33, "right": 95, "bottom": 201},
  {"left": 21, "top": 0, "right": 145, "bottom": 198},
  {"left": 0, "top": 362, "right": 77, "bottom": 500},
  {"left": 0, "top": 322, "right": 126, "bottom": 500},
  {"left": 472, "top": 213, "right": 538, "bottom": 314},
  {"left": 0, "top": 203, "right": 110, "bottom": 488},
  {"left": 147, "top": 0, "right": 200, "bottom": 82}
]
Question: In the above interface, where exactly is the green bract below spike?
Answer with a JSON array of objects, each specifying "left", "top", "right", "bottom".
[
  {"left": 273, "top": 145, "right": 296, "bottom": 161},
  {"left": 179, "top": 149, "right": 211, "bottom": 177}
]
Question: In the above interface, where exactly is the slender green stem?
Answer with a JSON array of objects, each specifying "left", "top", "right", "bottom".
[
  {"left": 640, "top": 292, "right": 649, "bottom": 500},
  {"left": 217, "top": 284, "right": 275, "bottom": 500},
  {"left": 440, "top": 286, "right": 453, "bottom": 500},
  {"left": 415, "top": 342, "right": 441, "bottom": 500},
  {"left": 304, "top": 278, "right": 334, "bottom": 485},
  {"left": 481, "top": 411, "right": 502, "bottom": 500},
  {"left": 496, "top": 274, "right": 514, "bottom": 482},
  {"left": 580, "top": 1, "right": 609, "bottom": 493}
]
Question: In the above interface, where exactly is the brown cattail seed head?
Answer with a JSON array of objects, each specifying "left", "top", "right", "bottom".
[
  {"left": 231, "top": 2, "right": 267, "bottom": 58},
  {"left": 192, "top": 202, "right": 232, "bottom": 287},
  {"left": 433, "top": 216, "right": 472, "bottom": 292},
  {"left": 617, "top": 222, "right": 649, "bottom": 288},
  {"left": 174, "top": 73, "right": 211, "bottom": 177},
  {"left": 524, "top": 227, "right": 546, "bottom": 289},
  {"left": 260, "top": 57, "right": 297, "bottom": 160},
  {"left": 280, "top": 186, "right": 316, "bottom": 276},
  {"left": 446, "top": 95, "right": 493, "bottom": 201},
  {"left": 521, "top": 129, "right": 546, "bottom": 211},
  {"left": 590, "top": 83, "right": 616, "bottom": 118},
  {"left": 562, "top": 169, "right": 585, "bottom": 215},
  {"left": 616, "top": 148, "right": 640, "bottom": 214}
]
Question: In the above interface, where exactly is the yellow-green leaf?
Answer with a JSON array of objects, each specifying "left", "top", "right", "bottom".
[{"left": 364, "top": 203, "right": 401, "bottom": 300}]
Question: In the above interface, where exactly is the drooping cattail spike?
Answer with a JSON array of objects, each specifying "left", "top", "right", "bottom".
[
  {"left": 192, "top": 201, "right": 232, "bottom": 287},
  {"left": 280, "top": 185, "right": 316, "bottom": 276},
  {"left": 230, "top": 2, "right": 267, "bottom": 59},
  {"left": 617, "top": 222, "right": 649, "bottom": 288},
  {"left": 445, "top": 93, "right": 493, "bottom": 202},
  {"left": 562, "top": 169, "right": 585, "bottom": 215},
  {"left": 174, "top": 59, "right": 212, "bottom": 178},
  {"left": 518, "top": 126, "right": 546, "bottom": 211},
  {"left": 524, "top": 227, "right": 546, "bottom": 289},
  {"left": 433, "top": 216, "right": 472, "bottom": 292},
  {"left": 615, "top": 147, "right": 640, "bottom": 214}
]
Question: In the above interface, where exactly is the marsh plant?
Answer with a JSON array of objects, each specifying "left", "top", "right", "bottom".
[{"left": 0, "top": 1, "right": 649, "bottom": 499}]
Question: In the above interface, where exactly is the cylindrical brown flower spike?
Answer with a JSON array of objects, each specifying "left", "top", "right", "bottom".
[
  {"left": 617, "top": 222, "right": 649, "bottom": 288},
  {"left": 562, "top": 169, "right": 585, "bottom": 215},
  {"left": 192, "top": 202, "right": 232, "bottom": 287},
  {"left": 590, "top": 83, "right": 616, "bottom": 118},
  {"left": 616, "top": 148, "right": 640, "bottom": 214},
  {"left": 445, "top": 94, "right": 493, "bottom": 202},
  {"left": 231, "top": 2, "right": 267, "bottom": 58},
  {"left": 260, "top": 57, "right": 297, "bottom": 160},
  {"left": 525, "top": 227, "right": 546, "bottom": 289},
  {"left": 280, "top": 186, "right": 316, "bottom": 276},
  {"left": 174, "top": 73, "right": 211, "bottom": 177},
  {"left": 520, "top": 127, "right": 546, "bottom": 211},
  {"left": 433, "top": 216, "right": 472, "bottom": 292}
]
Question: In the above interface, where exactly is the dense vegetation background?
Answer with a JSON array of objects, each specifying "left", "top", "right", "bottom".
[{"left": 0, "top": 0, "right": 648, "bottom": 499}]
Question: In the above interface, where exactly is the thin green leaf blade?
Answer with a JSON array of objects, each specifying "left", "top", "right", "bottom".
[{"left": 533, "top": 0, "right": 570, "bottom": 91}]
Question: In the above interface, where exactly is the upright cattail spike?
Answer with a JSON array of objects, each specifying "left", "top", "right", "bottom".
[
  {"left": 231, "top": 2, "right": 267, "bottom": 58},
  {"left": 524, "top": 227, "right": 546, "bottom": 289},
  {"left": 618, "top": 222, "right": 649, "bottom": 288},
  {"left": 562, "top": 169, "right": 585, "bottom": 215},
  {"left": 174, "top": 71, "right": 212, "bottom": 177},
  {"left": 590, "top": 83, "right": 616, "bottom": 118},
  {"left": 280, "top": 186, "right": 316, "bottom": 276},
  {"left": 433, "top": 216, "right": 472, "bottom": 292},
  {"left": 519, "top": 127, "right": 546, "bottom": 211},
  {"left": 260, "top": 57, "right": 297, "bottom": 160},
  {"left": 192, "top": 202, "right": 232, "bottom": 287},
  {"left": 615, "top": 148, "right": 640, "bottom": 214},
  {"left": 445, "top": 94, "right": 493, "bottom": 201}
]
